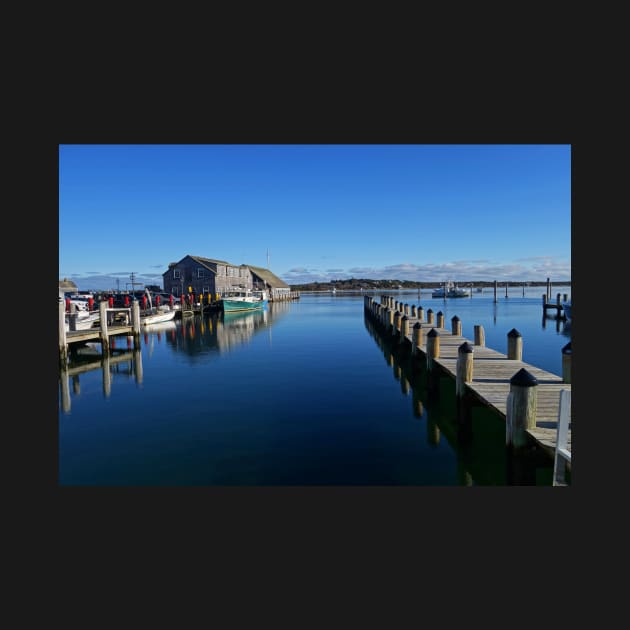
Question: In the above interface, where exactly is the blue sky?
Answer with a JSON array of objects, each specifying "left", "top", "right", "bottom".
[{"left": 59, "top": 144, "right": 571, "bottom": 290}]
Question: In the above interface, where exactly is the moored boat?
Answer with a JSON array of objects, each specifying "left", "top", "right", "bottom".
[
  {"left": 432, "top": 281, "right": 470, "bottom": 298},
  {"left": 221, "top": 289, "right": 268, "bottom": 313}
]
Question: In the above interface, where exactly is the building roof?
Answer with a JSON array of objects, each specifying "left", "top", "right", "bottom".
[
  {"left": 59, "top": 278, "right": 78, "bottom": 291},
  {"left": 189, "top": 255, "right": 237, "bottom": 271},
  {"left": 247, "top": 265, "right": 290, "bottom": 289}
]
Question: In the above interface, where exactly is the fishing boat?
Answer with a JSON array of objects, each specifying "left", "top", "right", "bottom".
[
  {"left": 221, "top": 288, "right": 269, "bottom": 313},
  {"left": 447, "top": 285, "right": 470, "bottom": 298},
  {"left": 432, "top": 281, "right": 471, "bottom": 298}
]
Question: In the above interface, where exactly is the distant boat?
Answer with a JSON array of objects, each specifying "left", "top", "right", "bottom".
[
  {"left": 331, "top": 287, "right": 337, "bottom": 295},
  {"left": 432, "top": 281, "right": 470, "bottom": 298},
  {"left": 221, "top": 288, "right": 268, "bottom": 313}
]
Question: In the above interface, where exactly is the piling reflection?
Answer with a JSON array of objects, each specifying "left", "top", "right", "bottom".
[
  {"left": 59, "top": 303, "right": 289, "bottom": 411},
  {"left": 364, "top": 313, "right": 511, "bottom": 485},
  {"left": 59, "top": 345, "right": 141, "bottom": 413}
]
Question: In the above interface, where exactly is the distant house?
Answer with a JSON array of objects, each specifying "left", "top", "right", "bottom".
[{"left": 162, "top": 255, "right": 290, "bottom": 299}]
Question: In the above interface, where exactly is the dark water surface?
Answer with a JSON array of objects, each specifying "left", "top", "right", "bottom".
[{"left": 58, "top": 288, "right": 571, "bottom": 486}]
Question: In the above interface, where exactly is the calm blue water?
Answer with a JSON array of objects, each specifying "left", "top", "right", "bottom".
[{"left": 58, "top": 287, "right": 571, "bottom": 486}]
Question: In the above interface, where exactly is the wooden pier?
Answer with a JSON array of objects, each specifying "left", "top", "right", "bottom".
[
  {"left": 364, "top": 296, "right": 571, "bottom": 474},
  {"left": 59, "top": 299, "right": 142, "bottom": 365}
]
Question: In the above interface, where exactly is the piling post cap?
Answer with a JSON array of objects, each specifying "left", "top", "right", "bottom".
[
  {"left": 427, "top": 308, "right": 433, "bottom": 314},
  {"left": 451, "top": 315, "right": 460, "bottom": 322},
  {"left": 507, "top": 328, "right": 521, "bottom": 338},
  {"left": 458, "top": 341, "right": 474, "bottom": 353},
  {"left": 437, "top": 310, "right": 443, "bottom": 317},
  {"left": 418, "top": 305, "right": 422, "bottom": 309},
  {"left": 413, "top": 322, "right": 422, "bottom": 329},
  {"left": 401, "top": 315, "right": 409, "bottom": 321},
  {"left": 427, "top": 328, "right": 439, "bottom": 338},
  {"left": 562, "top": 342, "right": 572, "bottom": 354},
  {"left": 510, "top": 368, "right": 538, "bottom": 387}
]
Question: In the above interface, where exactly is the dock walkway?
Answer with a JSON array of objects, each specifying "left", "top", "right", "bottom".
[{"left": 365, "top": 296, "right": 571, "bottom": 459}]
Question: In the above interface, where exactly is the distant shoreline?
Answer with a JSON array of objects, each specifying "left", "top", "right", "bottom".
[{"left": 289, "top": 280, "right": 571, "bottom": 291}]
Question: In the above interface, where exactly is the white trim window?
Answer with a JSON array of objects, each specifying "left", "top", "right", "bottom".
[
  {"left": 173, "top": 269, "right": 181, "bottom": 279},
  {"left": 197, "top": 268, "right": 205, "bottom": 278}
]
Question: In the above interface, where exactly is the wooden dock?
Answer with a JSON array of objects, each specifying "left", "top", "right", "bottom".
[{"left": 364, "top": 296, "right": 571, "bottom": 464}]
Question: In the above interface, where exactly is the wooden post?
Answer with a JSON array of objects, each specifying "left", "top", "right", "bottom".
[
  {"left": 436, "top": 311, "right": 444, "bottom": 329},
  {"left": 412, "top": 322, "right": 423, "bottom": 354},
  {"left": 411, "top": 305, "right": 417, "bottom": 318},
  {"left": 393, "top": 311, "right": 401, "bottom": 336},
  {"left": 59, "top": 297, "right": 68, "bottom": 366},
  {"left": 547, "top": 277, "right": 551, "bottom": 300},
  {"left": 451, "top": 315, "right": 462, "bottom": 336},
  {"left": 474, "top": 324, "right": 485, "bottom": 346},
  {"left": 562, "top": 342, "right": 571, "bottom": 384},
  {"left": 426, "top": 309, "right": 434, "bottom": 325},
  {"left": 505, "top": 282, "right": 508, "bottom": 298},
  {"left": 400, "top": 315, "right": 410, "bottom": 343},
  {"left": 563, "top": 293, "right": 568, "bottom": 302},
  {"left": 404, "top": 303, "right": 410, "bottom": 316},
  {"left": 506, "top": 368, "right": 538, "bottom": 448},
  {"left": 494, "top": 280, "right": 498, "bottom": 303},
  {"left": 99, "top": 300, "right": 109, "bottom": 354},
  {"left": 507, "top": 328, "right": 522, "bottom": 361},
  {"left": 456, "top": 342, "right": 474, "bottom": 397},
  {"left": 556, "top": 293, "right": 562, "bottom": 308},
  {"left": 426, "top": 328, "right": 440, "bottom": 401},
  {"left": 417, "top": 305, "right": 424, "bottom": 322},
  {"left": 132, "top": 300, "right": 141, "bottom": 348},
  {"left": 387, "top": 308, "right": 394, "bottom": 333},
  {"left": 426, "top": 328, "right": 440, "bottom": 370}
]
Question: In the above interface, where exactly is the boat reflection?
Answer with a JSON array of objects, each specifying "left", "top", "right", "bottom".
[{"left": 166, "top": 302, "right": 289, "bottom": 359}]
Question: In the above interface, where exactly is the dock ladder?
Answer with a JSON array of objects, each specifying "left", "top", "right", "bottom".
[{"left": 553, "top": 389, "right": 571, "bottom": 486}]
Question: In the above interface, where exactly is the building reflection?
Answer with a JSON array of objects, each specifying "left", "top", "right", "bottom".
[
  {"left": 60, "top": 303, "right": 291, "bottom": 411},
  {"left": 167, "top": 302, "right": 289, "bottom": 360}
]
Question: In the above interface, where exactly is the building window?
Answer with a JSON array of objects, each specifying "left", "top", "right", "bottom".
[
  {"left": 197, "top": 268, "right": 205, "bottom": 278},
  {"left": 203, "top": 286, "right": 210, "bottom": 294},
  {"left": 173, "top": 269, "right": 181, "bottom": 279}
]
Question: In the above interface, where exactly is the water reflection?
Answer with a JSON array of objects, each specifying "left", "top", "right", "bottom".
[
  {"left": 364, "top": 312, "right": 540, "bottom": 485},
  {"left": 59, "top": 347, "right": 143, "bottom": 413},
  {"left": 59, "top": 303, "right": 289, "bottom": 410},
  {"left": 167, "top": 302, "right": 289, "bottom": 359}
]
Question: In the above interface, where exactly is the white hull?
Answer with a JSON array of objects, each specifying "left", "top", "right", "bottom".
[{"left": 141, "top": 307, "right": 177, "bottom": 326}]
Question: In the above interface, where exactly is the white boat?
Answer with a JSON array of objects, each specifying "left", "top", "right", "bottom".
[
  {"left": 141, "top": 306, "right": 177, "bottom": 326},
  {"left": 562, "top": 300, "right": 572, "bottom": 320},
  {"left": 65, "top": 310, "right": 100, "bottom": 331},
  {"left": 221, "top": 288, "right": 269, "bottom": 313},
  {"left": 447, "top": 285, "right": 470, "bottom": 298},
  {"left": 432, "top": 281, "right": 470, "bottom": 298}
]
